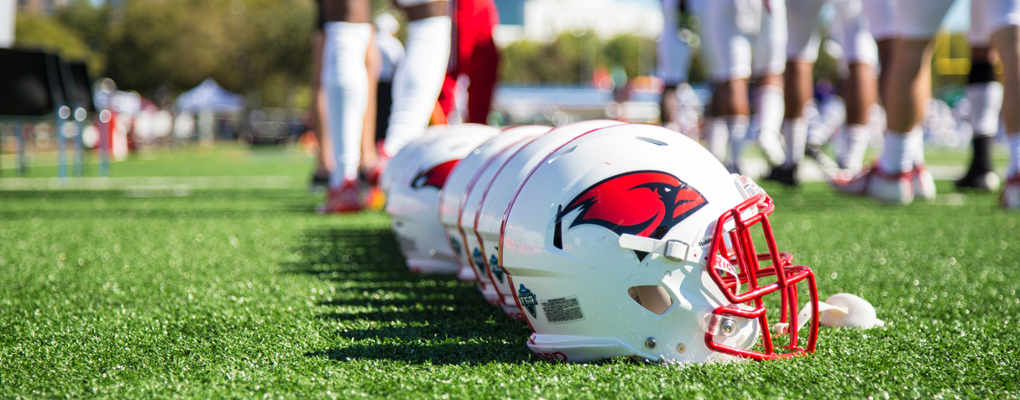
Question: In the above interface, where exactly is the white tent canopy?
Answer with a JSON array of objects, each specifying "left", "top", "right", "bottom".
[{"left": 175, "top": 78, "right": 243, "bottom": 113}]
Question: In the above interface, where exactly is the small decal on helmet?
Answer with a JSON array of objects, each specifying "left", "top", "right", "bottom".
[
  {"left": 472, "top": 248, "right": 486, "bottom": 272},
  {"left": 489, "top": 254, "right": 504, "bottom": 283},
  {"left": 450, "top": 237, "right": 462, "bottom": 256},
  {"left": 698, "top": 236, "right": 713, "bottom": 247},
  {"left": 540, "top": 296, "right": 584, "bottom": 324},
  {"left": 557, "top": 171, "right": 708, "bottom": 260},
  {"left": 411, "top": 160, "right": 460, "bottom": 190},
  {"left": 518, "top": 284, "right": 538, "bottom": 318}
]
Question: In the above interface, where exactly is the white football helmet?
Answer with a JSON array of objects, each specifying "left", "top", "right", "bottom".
[
  {"left": 380, "top": 125, "right": 448, "bottom": 194},
  {"left": 458, "top": 134, "right": 543, "bottom": 308},
  {"left": 473, "top": 120, "right": 625, "bottom": 320},
  {"left": 500, "top": 124, "right": 819, "bottom": 364},
  {"left": 385, "top": 123, "right": 501, "bottom": 273},
  {"left": 440, "top": 125, "right": 553, "bottom": 284}
]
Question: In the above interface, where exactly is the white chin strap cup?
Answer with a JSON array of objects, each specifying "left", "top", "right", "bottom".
[{"left": 772, "top": 293, "right": 885, "bottom": 335}]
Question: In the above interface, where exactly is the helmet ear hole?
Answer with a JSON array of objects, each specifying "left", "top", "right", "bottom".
[{"left": 627, "top": 285, "right": 673, "bottom": 315}]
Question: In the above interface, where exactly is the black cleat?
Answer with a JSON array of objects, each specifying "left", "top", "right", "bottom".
[
  {"left": 762, "top": 165, "right": 799, "bottom": 187},
  {"left": 954, "top": 170, "right": 1000, "bottom": 192}
]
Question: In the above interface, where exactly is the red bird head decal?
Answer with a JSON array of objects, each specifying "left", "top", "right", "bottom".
[
  {"left": 411, "top": 160, "right": 460, "bottom": 190},
  {"left": 555, "top": 171, "right": 707, "bottom": 259}
]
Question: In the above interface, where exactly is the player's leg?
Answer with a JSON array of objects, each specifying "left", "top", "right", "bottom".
[
  {"left": 382, "top": 0, "right": 451, "bottom": 159},
  {"left": 319, "top": 0, "right": 372, "bottom": 213},
  {"left": 765, "top": 0, "right": 821, "bottom": 185},
  {"left": 957, "top": 46, "right": 1003, "bottom": 190},
  {"left": 310, "top": 27, "right": 333, "bottom": 190},
  {"left": 989, "top": 14, "right": 1020, "bottom": 207},
  {"left": 464, "top": 0, "right": 500, "bottom": 125},
  {"left": 658, "top": 0, "right": 692, "bottom": 128},
  {"left": 869, "top": 0, "right": 955, "bottom": 204},
  {"left": 860, "top": 0, "right": 896, "bottom": 103},
  {"left": 959, "top": 0, "right": 1009, "bottom": 191},
  {"left": 360, "top": 33, "right": 382, "bottom": 180},
  {"left": 697, "top": 0, "right": 753, "bottom": 172},
  {"left": 753, "top": 0, "right": 789, "bottom": 173},
  {"left": 834, "top": 0, "right": 879, "bottom": 174}
]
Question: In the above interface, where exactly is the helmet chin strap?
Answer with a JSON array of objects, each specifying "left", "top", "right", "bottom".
[{"left": 772, "top": 295, "right": 886, "bottom": 335}]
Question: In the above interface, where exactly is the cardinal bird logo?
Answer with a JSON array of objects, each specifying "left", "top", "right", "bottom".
[
  {"left": 411, "top": 160, "right": 460, "bottom": 190},
  {"left": 556, "top": 170, "right": 707, "bottom": 260}
]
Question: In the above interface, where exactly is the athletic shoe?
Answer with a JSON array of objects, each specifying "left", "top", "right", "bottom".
[
  {"left": 309, "top": 166, "right": 329, "bottom": 192},
  {"left": 955, "top": 170, "right": 1000, "bottom": 192},
  {"left": 1001, "top": 175, "right": 1020, "bottom": 209},
  {"left": 911, "top": 165, "right": 937, "bottom": 203},
  {"left": 806, "top": 142, "right": 840, "bottom": 172},
  {"left": 762, "top": 165, "right": 799, "bottom": 187},
  {"left": 830, "top": 164, "right": 913, "bottom": 205},
  {"left": 317, "top": 180, "right": 363, "bottom": 214},
  {"left": 363, "top": 142, "right": 391, "bottom": 186}
]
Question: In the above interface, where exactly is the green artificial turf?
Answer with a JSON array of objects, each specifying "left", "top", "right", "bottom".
[{"left": 1, "top": 147, "right": 1019, "bottom": 399}]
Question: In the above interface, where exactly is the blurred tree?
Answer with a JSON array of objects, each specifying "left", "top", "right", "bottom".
[
  {"left": 55, "top": 0, "right": 111, "bottom": 74},
  {"left": 602, "top": 34, "right": 654, "bottom": 78},
  {"left": 103, "top": 0, "right": 314, "bottom": 107},
  {"left": 500, "top": 32, "right": 680, "bottom": 85},
  {"left": 105, "top": 0, "right": 235, "bottom": 95},
  {"left": 14, "top": 13, "right": 100, "bottom": 71}
]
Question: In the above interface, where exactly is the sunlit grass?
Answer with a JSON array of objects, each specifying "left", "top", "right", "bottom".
[{"left": 1, "top": 147, "right": 1018, "bottom": 399}]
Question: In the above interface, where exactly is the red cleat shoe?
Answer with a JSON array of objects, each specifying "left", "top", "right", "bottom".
[
  {"left": 364, "top": 142, "right": 391, "bottom": 186},
  {"left": 910, "top": 164, "right": 936, "bottom": 203},
  {"left": 317, "top": 180, "right": 363, "bottom": 214},
  {"left": 830, "top": 163, "right": 913, "bottom": 205}
]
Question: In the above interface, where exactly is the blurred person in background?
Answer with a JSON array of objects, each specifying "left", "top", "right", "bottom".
[
  {"left": 955, "top": 0, "right": 1020, "bottom": 195},
  {"left": 359, "top": 12, "right": 405, "bottom": 210},
  {"left": 832, "top": 0, "right": 1020, "bottom": 205},
  {"left": 360, "top": 11, "right": 405, "bottom": 176},
  {"left": 693, "top": 0, "right": 788, "bottom": 174},
  {"left": 770, "top": 0, "right": 878, "bottom": 186},
  {"left": 318, "top": 0, "right": 450, "bottom": 214},
  {"left": 437, "top": 0, "right": 500, "bottom": 125},
  {"left": 309, "top": 0, "right": 335, "bottom": 191},
  {"left": 657, "top": 0, "right": 701, "bottom": 139}
]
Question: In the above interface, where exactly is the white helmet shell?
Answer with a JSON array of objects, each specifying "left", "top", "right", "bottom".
[
  {"left": 380, "top": 125, "right": 448, "bottom": 194},
  {"left": 501, "top": 124, "right": 820, "bottom": 363},
  {"left": 458, "top": 134, "right": 542, "bottom": 308},
  {"left": 385, "top": 124, "right": 501, "bottom": 273},
  {"left": 473, "top": 120, "right": 625, "bottom": 319},
  {"left": 440, "top": 125, "right": 553, "bottom": 284}
]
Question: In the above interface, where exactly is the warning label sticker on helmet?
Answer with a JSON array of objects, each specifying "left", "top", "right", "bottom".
[{"left": 541, "top": 296, "right": 585, "bottom": 324}]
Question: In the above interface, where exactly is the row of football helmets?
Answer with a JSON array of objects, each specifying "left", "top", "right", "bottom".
[{"left": 381, "top": 121, "right": 883, "bottom": 364}]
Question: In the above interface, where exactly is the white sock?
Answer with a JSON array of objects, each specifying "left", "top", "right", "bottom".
[
  {"left": 782, "top": 118, "right": 808, "bottom": 168},
  {"left": 753, "top": 86, "right": 786, "bottom": 166},
  {"left": 909, "top": 129, "right": 926, "bottom": 166},
  {"left": 967, "top": 81, "right": 1004, "bottom": 138},
  {"left": 705, "top": 117, "right": 729, "bottom": 162},
  {"left": 878, "top": 129, "right": 918, "bottom": 175},
  {"left": 1008, "top": 134, "right": 1020, "bottom": 178},
  {"left": 839, "top": 124, "right": 872, "bottom": 173},
  {"left": 383, "top": 16, "right": 452, "bottom": 157},
  {"left": 323, "top": 22, "right": 372, "bottom": 188},
  {"left": 726, "top": 116, "right": 750, "bottom": 170}
]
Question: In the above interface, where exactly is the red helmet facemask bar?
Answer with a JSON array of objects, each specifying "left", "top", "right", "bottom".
[{"left": 704, "top": 193, "right": 819, "bottom": 360}]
